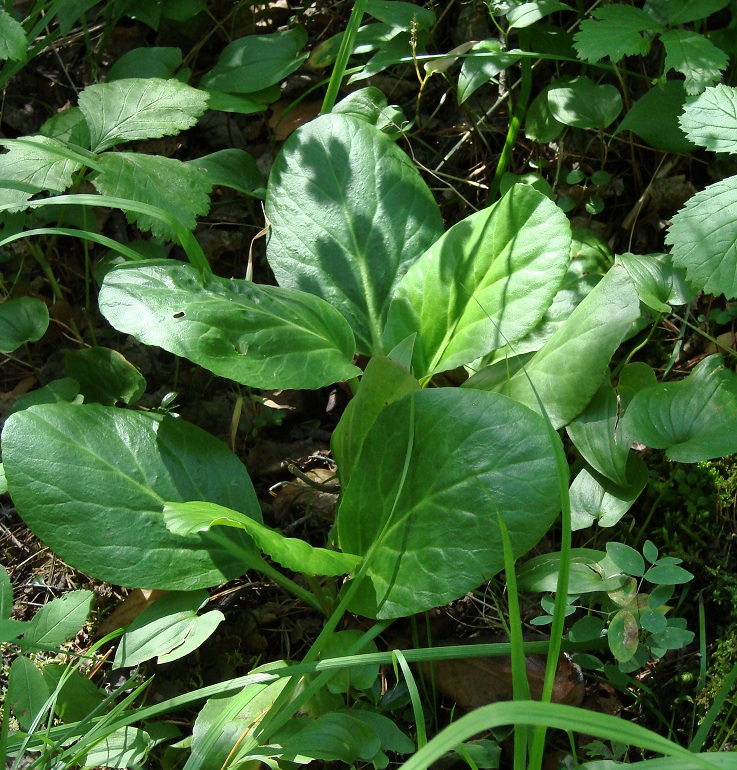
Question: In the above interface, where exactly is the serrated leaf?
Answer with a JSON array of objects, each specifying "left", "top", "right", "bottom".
[
  {"left": 574, "top": 5, "right": 658, "bottom": 63},
  {"left": 0, "top": 297, "right": 49, "bottom": 353},
  {"left": 0, "top": 135, "right": 82, "bottom": 193},
  {"left": 99, "top": 261, "right": 360, "bottom": 390},
  {"left": 678, "top": 85, "right": 737, "bottom": 154},
  {"left": 457, "top": 40, "right": 520, "bottom": 104},
  {"left": 547, "top": 76, "right": 622, "bottom": 129},
  {"left": 79, "top": 78, "right": 208, "bottom": 152},
  {"left": 40, "top": 108, "right": 91, "bottom": 147},
  {"left": 7, "top": 656, "right": 50, "bottom": 730},
  {"left": 619, "top": 355, "right": 737, "bottom": 462},
  {"left": 667, "top": 174, "right": 737, "bottom": 297},
  {"left": 383, "top": 184, "right": 571, "bottom": 380},
  {"left": 24, "top": 590, "right": 93, "bottom": 646},
  {"left": 92, "top": 152, "right": 211, "bottom": 239},
  {"left": 661, "top": 30, "right": 729, "bottom": 96},
  {"left": 265, "top": 113, "right": 443, "bottom": 356},
  {"left": 0, "top": 9, "right": 27, "bottom": 61},
  {"left": 163, "top": 500, "right": 361, "bottom": 576}
]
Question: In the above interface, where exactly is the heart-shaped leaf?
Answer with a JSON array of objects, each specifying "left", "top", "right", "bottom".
[
  {"left": 547, "top": 76, "right": 623, "bottom": 129},
  {"left": 99, "top": 261, "right": 360, "bottom": 390},
  {"left": 2, "top": 403, "right": 261, "bottom": 589},
  {"left": 0, "top": 297, "right": 49, "bottom": 353},
  {"left": 265, "top": 113, "right": 443, "bottom": 355},
  {"left": 337, "top": 388, "right": 561, "bottom": 618}
]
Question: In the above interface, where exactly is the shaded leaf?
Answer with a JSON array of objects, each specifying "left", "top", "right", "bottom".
[
  {"left": 678, "top": 85, "right": 737, "bottom": 154},
  {"left": 265, "top": 113, "right": 443, "bottom": 355},
  {"left": 547, "top": 76, "right": 622, "bottom": 129},
  {"left": 662, "top": 30, "right": 729, "bottom": 96},
  {"left": 99, "top": 261, "right": 360, "bottom": 390},
  {"left": 0, "top": 297, "right": 49, "bottom": 353},
  {"left": 525, "top": 85, "right": 565, "bottom": 143},
  {"left": 607, "top": 542, "right": 645, "bottom": 577},
  {"left": 107, "top": 46, "right": 182, "bottom": 81},
  {"left": 65, "top": 346, "right": 146, "bottom": 406},
  {"left": 8, "top": 378, "right": 81, "bottom": 415},
  {"left": 574, "top": 5, "right": 658, "bottom": 63},
  {"left": 0, "top": 564, "right": 12, "bottom": 619},
  {"left": 7, "top": 656, "right": 49, "bottom": 730},
  {"left": 42, "top": 665, "right": 105, "bottom": 723},
  {"left": 616, "top": 252, "right": 696, "bottom": 312},
  {"left": 458, "top": 40, "right": 520, "bottom": 104},
  {"left": 333, "top": 87, "right": 406, "bottom": 138},
  {"left": 188, "top": 149, "right": 264, "bottom": 196},
  {"left": 0, "top": 9, "right": 26, "bottom": 61},
  {"left": 79, "top": 78, "right": 208, "bottom": 153},
  {"left": 321, "top": 631, "right": 380, "bottom": 693},
  {"left": 644, "top": 564, "right": 694, "bottom": 585},
  {"left": 507, "top": 1, "right": 572, "bottom": 29}
]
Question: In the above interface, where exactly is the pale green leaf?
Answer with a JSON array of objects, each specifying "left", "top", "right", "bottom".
[
  {"left": 458, "top": 40, "right": 520, "bottom": 104},
  {"left": 338, "top": 388, "right": 561, "bottom": 618},
  {"left": 619, "top": 355, "right": 737, "bottom": 462},
  {"left": 547, "top": 77, "right": 623, "bottom": 129},
  {"left": 383, "top": 184, "right": 571, "bottom": 379},
  {"left": 0, "top": 297, "right": 49, "bottom": 353},
  {"left": 79, "top": 727, "right": 152, "bottom": 768},
  {"left": 517, "top": 549, "right": 624, "bottom": 594},
  {"left": 92, "top": 152, "right": 211, "bottom": 239},
  {"left": 7, "top": 656, "right": 49, "bottom": 730},
  {"left": 661, "top": 30, "right": 728, "bottom": 96},
  {"left": 0, "top": 135, "right": 82, "bottom": 192},
  {"left": 0, "top": 564, "right": 11, "bottom": 619},
  {"left": 266, "top": 113, "right": 443, "bottom": 356},
  {"left": 24, "top": 590, "right": 93, "bottom": 647},
  {"left": 2, "top": 403, "right": 261, "bottom": 589},
  {"left": 666, "top": 175, "right": 737, "bottom": 297},
  {"left": 616, "top": 252, "right": 696, "bottom": 312},
  {"left": 99, "top": 261, "right": 360, "bottom": 390},
  {"left": 164, "top": 500, "right": 361, "bottom": 576},
  {"left": 65, "top": 346, "right": 146, "bottom": 405},
  {"left": 608, "top": 609, "right": 639, "bottom": 662},
  {"left": 40, "top": 107, "right": 91, "bottom": 147},
  {"left": 507, "top": 1, "right": 572, "bottom": 29},
  {"left": 0, "top": 9, "right": 27, "bottom": 61},
  {"left": 333, "top": 87, "right": 406, "bottom": 138},
  {"left": 79, "top": 78, "right": 208, "bottom": 152},
  {"left": 678, "top": 85, "right": 737, "bottom": 154},
  {"left": 574, "top": 5, "right": 658, "bottom": 63}
]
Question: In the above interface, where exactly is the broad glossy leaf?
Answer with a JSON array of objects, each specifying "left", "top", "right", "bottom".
[
  {"left": 573, "top": 5, "right": 658, "bottom": 63},
  {"left": 93, "top": 152, "right": 211, "bottom": 239},
  {"left": 384, "top": 184, "right": 571, "bottom": 379},
  {"left": 570, "top": 456, "right": 648, "bottom": 531},
  {"left": 200, "top": 28, "right": 308, "bottom": 94},
  {"left": 661, "top": 31, "right": 728, "bottom": 96},
  {"left": 616, "top": 81, "right": 694, "bottom": 154},
  {"left": 65, "top": 346, "right": 146, "bottom": 405},
  {"left": 99, "top": 261, "right": 360, "bottom": 389},
  {"left": 7, "top": 656, "right": 49, "bottom": 730},
  {"left": 617, "top": 252, "right": 696, "bottom": 312},
  {"left": 0, "top": 136, "right": 82, "bottom": 193},
  {"left": 79, "top": 78, "right": 208, "bottom": 153},
  {"left": 24, "top": 590, "right": 93, "bottom": 647},
  {"left": 332, "top": 356, "right": 418, "bottom": 487},
  {"left": 188, "top": 149, "right": 264, "bottom": 196},
  {"left": 667, "top": 175, "right": 737, "bottom": 297},
  {"left": 547, "top": 77, "right": 622, "bottom": 129},
  {"left": 458, "top": 40, "right": 520, "bottom": 104},
  {"left": 0, "top": 297, "right": 49, "bottom": 353},
  {"left": 164, "top": 500, "right": 360, "bottom": 576},
  {"left": 114, "top": 590, "right": 223, "bottom": 667},
  {"left": 464, "top": 267, "right": 640, "bottom": 428},
  {"left": 337, "top": 388, "right": 561, "bottom": 618},
  {"left": 2, "top": 403, "right": 261, "bottom": 589},
  {"left": 8, "top": 378, "right": 81, "bottom": 415},
  {"left": 619, "top": 355, "right": 737, "bottom": 462},
  {"left": 266, "top": 113, "right": 443, "bottom": 355},
  {"left": 678, "top": 85, "right": 737, "bottom": 154},
  {"left": 0, "top": 9, "right": 26, "bottom": 61}
]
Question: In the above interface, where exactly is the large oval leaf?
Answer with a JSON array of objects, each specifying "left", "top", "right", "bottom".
[
  {"left": 265, "top": 113, "right": 443, "bottom": 355},
  {"left": 99, "top": 261, "right": 360, "bottom": 390},
  {"left": 2, "top": 403, "right": 261, "bottom": 589},
  {"left": 383, "top": 184, "right": 571, "bottom": 379},
  {"left": 337, "top": 388, "right": 561, "bottom": 619},
  {"left": 618, "top": 355, "right": 737, "bottom": 462}
]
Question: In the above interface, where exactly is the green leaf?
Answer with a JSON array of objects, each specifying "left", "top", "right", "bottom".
[
  {"left": 616, "top": 252, "right": 696, "bottom": 312},
  {"left": 92, "top": 152, "right": 211, "bottom": 239},
  {"left": 464, "top": 267, "right": 641, "bottom": 429},
  {"left": 333, "top": 87, "right": 406, "bottom": 139},
  {"left": 65, "top": 346, "right": 146, "bottom": 406},
  {"left": 457, "top": 40, "right": 520, "bottom": 104},
  {"left": 661, "top": 31, "right": 729, "bottom": 96},
  {"left": 7, "top": 656, "right": 50, "bottom": 730},
  {"left": 321, "top": 631, "right": 380, "bottom": 693},
  {"left": 507, "top": 1, "right": 572, "bottom": 29},
  {"left": 570, "top": 455, "right": 648, "bottom": 531},
  {"left": 79, "top": 78, "right": 208, "bottom": 153},
  {"left": 608, "top": 609, "right": 639, "bottom": 663},
  {"left": 667, "top": 175, "right": 737, "bottom": 297},
  {"left": 187, "top": 149, "right": 264, "bottom": 196},
  {"left": 644, "top": 564, "right": 694, "bottom": 585},
  {"left": 678, "top": 85, "right": 737, "bottom": 154},
  {"left": 107, "top": 46, "right": 183, "bottom": 80},
  {"left": 0, "top": 297, "right": 49, "bottom": 353},
  {"left": 24, "top": 590, "right": 93, "bottom": 647},
  {"left": 78, "top": 727, "right": 152, "bottom": 768},
  {"left": 2, "top": 403, "right": 261, "bottom": 589},
  {"left": 547, "top": 76, "right": 623, "bottom": 129},
  {"left": 517, "top": 549, "right": 624, "bottom": 594},
  {"left": 0, "top": 135, "right": 82, "bottom": 193},
  {"left": 204, "top": 89, "right": 273, "bottom": 114},
  {"left": 640, "top": 609, "right": 667, "bottom": 634},
  {"left": 383, "top": 184, "right": 571, "bottom": 379},
  {"left": 99, "top": 261, "right": 360, "bottom": 390},
  {"left": 619, "top": 355, "right": 737, "bottom": 462},
  {"left": 365, "top": 0, "right": 434, "bottom": 29},
  {"left": 40, "top": 107, "right": 91, "bottom": 147},
  {"left": 163, "top": 500, "right": 361, "bottom": 576},
  {"left": 573, "top": 5, "right": 658, "bottom": 63},
  {"left": 607, "top": 542, "right": 646, "bottom": 577},
  {"left": 0, "top": 563, "right": 11, "bottom": 619},
  {"left": 8, "top": 378, "right": 81, "bottom": 415},
  {"left": 525, "top": 86, "right": 565, "bottom": 143},
  {"left": 0, "top": 8, "right": 27, "bottom": 61},
  {"left": 1, "top": 618, "right": 27, "bottom": 643},
  {"left": 42, "top": 664, "right": 105, "bottom": 723},
  {"left": 650, "top": 0, "right": 730, "bottom": 25},
  {"left": 643, "top": 540, "right": 659, "bottom": 564},
  {"left": 648, "top": 624, "right": 694, "bottom": 650},
  {"left": 331, "top": 356, "right": 418, "bottom": 488},
  {"left": 114, "top": 590, "right": 223, "bottom": 667},
  {"left": 200, "top": 27, "right": 308, "bottom": 94},
  {"left": 265, "top": 113, "right": 443, "bottom": 356},
  {"left": 337, "top": 388, "right": 561, "bottom": 619}
]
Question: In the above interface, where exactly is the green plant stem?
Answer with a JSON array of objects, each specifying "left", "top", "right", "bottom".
[
  {"left": 321, "top": 0, "right": 368, "bottom": 114},
  {"left": 689, "top": 661, "right": 737, "bottom": 752}
]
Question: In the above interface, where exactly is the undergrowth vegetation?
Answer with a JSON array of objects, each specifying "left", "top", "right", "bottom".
[{"left": 2, "top": 0, "right": 737, "bottom": 768}]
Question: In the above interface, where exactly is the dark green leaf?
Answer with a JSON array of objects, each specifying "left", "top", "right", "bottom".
[
  {"left": 0, "top": 564, "right": 11, "bottom": 620},
  {"left": 606, "top": 542, "right": 645, "bottom": 577},
  {"left": 525, "top": 85, "right": 565, "bottom": 143},
  {"left": 644, "top": 564, "right": 694, "bottom": 585},
  {"left": 0, "top": 297, "right": 49, "bottom": 353},
  {"left": 65, "top": 347, "right": 146, "bottom": 406},
  {"left": 608, "top": 609, "right": 639, "bottom": 663},
  {"left": 8, "top": 378, "right": 80, "bottom": 415},
  {"left": 639, "top": 610, "right": 667, "bottom": 634},
  {"left": 42, "top": 665, "right": 105, "bottom": 723},
  {"left": 649, "top": 625, "right": 694, "bottom": 650},
  {"left": 643, "top": 540, "right": 659, "bottom": 564},
  {"left": 458, "top": 40, "right": 520, "bottom": 104},
  {"left": 107, "top": 47, "right": 183, "bottom": 81},
  {"left": 7, "top": 656, "right": 49, "bottom": 730},
  {"left": 321, "top": 631, "right": 380, "bottom": 693},
  {"left": 188, "top": 149, "right": 264, "bottom": 196},
  {"left": 661, "top": 30, "right": 728, "bottom": 96},
  {"left": 547, "top": 76, "right": 623, "bottom": 129},
  {"left": 0, "top": 9, "right": 27, "bottom": 61},
  {"left": 99, "top": 261, "right": 360, "bottom": 390},
  {"left": 574, "top": 5, "right": 658, "bottom": 63},
  {"left": 24, "top": 590, "right": 93, "bottom": 647}
]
